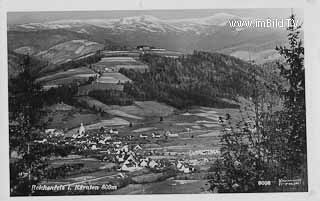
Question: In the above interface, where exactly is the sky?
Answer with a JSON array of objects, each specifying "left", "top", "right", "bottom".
[{"left": 7, "top": 8, "right": 303, "bottom": 25}]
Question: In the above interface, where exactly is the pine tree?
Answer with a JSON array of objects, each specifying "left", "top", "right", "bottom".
[{"left": 276, "top": 14, "right": 306, "bottom": 183}]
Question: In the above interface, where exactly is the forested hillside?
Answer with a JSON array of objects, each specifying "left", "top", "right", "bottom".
[{"left": 121, "top": 51, "right": 272, "bottom": 109}]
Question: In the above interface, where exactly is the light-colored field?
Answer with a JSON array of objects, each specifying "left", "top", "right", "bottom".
[
  {"left": 77, "top": 97, "right": 175, "bottom": 119},
  {"left": 110, "top": 179, "right": 208, "bottom": 194},
  {"left": 77, "top": 96, "right": 142, "bottom": 119},
  {"left": 198, "top": 131, "right": 221, "bottom": 137},
  {"left": 145, "top": 50, "right": 183, "bottom": 58},
  {"left": 36, "top": 39, "right": 104, "bottom": 64},
  {"left": 100, "top": 57, "right": 137, "bottom": 62},
  {"left": 36, "top": 67, "right": 97, "bottom": 84},
  {"left": 132, "top": 127, "right": 156, "bottom": 133},
  {"left": 102, "top": 50, "right": 140, "bottom": 57},
  {"left": 92, "top": 56, "right": 148, "bottom": 72},
  {"left": 14, "top": 46, "right": 36, "bottom": 55},
  {"left": 97, "top": 72, "right": 132, "bottom": 84},
  {"left": 117, "top": 101, "right": 175, "bottom": 117}
]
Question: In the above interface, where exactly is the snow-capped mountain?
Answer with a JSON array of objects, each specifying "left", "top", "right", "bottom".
[{"left": 9, "top": 13, "right": 244, "bottom": 34}]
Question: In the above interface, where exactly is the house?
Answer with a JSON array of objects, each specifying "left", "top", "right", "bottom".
[
  {"left": 104, "top": 135, "right": 112, "bottom": 141},
  {"left": 121, "top": 145, "right": 129, "bottom": 153},
  {"left": 148, "top": 160, "right": 158, "bottom": 169},
  {"left": 120, "top": 154, "right": 142, "bottom": 172},
  {"left": 136, "top": 45, "right": 153, "bottom": 51},
  {"left": 176, "top": 162, "right": 193, "bottom": 174},
  {"left": 113, "top": 141, "right": 122, "bottom": 146},
  {"left": 99, "top": 136, "right": 112, "bottom": 144},
  {"left": 34, "top": 139, "right": 47, "bottom": 144},
  {"left": 133, "top": 145, "right": 142, "bottom": 152},
  {"left": 180, "top": 166, "right": 191, "bottom": 173},
  {"left": 109, "top": 128, "right": 119, "bottom": 135},
  {"left": 117, "top": 154, "right": 125, "bottom": 163},
  {"left": 152, "top": 133, "right": 161, "bottom": 138},
  {"left": 121, "top": 163, "right": 142, "bottom": 172},
  {"left": 91, "top": 144, "right": 98, "bottom": 150},
  {"left": 218, "top": 117, "right": 224, "bottom": 124},
  {"left": 176, "top": 161, "right": 183, "bottom": 169},
  {"left": 51, "top": 129, "right": 64, "bottom": 136},
  {"left": 45, "top": 129, "right": 56, "bottom": 135},
  {"left": 72, "top": 133, "right": 83, "bottom": 139},
  {"left": 139, "top": 159, "right": 149, "bottom": 167},
  {"left": 116, "top": 173, "right": 125, "bottom": 179},
  {"left": 127, "top": 150, "right": 136, "bottom": 157},
  {"left": 167, "top": 131, "right": 179, "bottom": 137},
  {"left": 224, "top": 127, "right": 232, "bottom": 132},
  {"left": 139, "top": 134, "right": 148, "bottom": 139}
]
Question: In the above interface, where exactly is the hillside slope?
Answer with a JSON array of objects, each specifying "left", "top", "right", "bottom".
[
  {"left": 35, "top": 39, "right": 104, "bottom": 65},
  {"left": 120, "top": 51, "right": 272, "bottom": 109}
]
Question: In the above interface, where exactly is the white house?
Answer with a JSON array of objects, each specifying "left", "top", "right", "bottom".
[
  {"left": 109, "top": 128, "right": 119, "bottom": 135},
  {"left": 152, "top": 133, "right": 161, "bottom": 138},
  {"left": 139, "top": 159, "right": 149, "bottom": 167},
  {"left": 34, "top": 139, "right": 47, "bottom": 144},
  {"left": 117, "top": 154, "right": 125, "bottom": 163},
  {"left": 121, "top": 145, "right": 129, "bottom": 153},
  {"left": 176, "top": 161, "right": 183, "bottom": 169},
  {"left": 133, "top": 145, "right": 142, "bottom": 151},
  {"left": 120, "top": 155, "right": 142, "bottom": 172},
  {"left": 91, "top": 144, "right": 97, "bottom": 150},
  {"left": 139, "top": 134, "right": 148, "bottom": 139},
  {"left": 177, "top": 162, "right": 193, "bottom": 174},
  {"left": 45, "top": 129, "right": 56, "bottom": 135},
  {"left": 121, "top": 163, "right": 142, "bottom": 172},
  {"left": 168, "top": 132, "right": 179, "bottom": 137},
  {"left": 148, "top": 160, "right": 158, "bottom": 168}
]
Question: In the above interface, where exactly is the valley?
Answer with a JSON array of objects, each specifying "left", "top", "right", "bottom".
[{"left": 8, "top": 9, "right": 303, "bottom": 196}]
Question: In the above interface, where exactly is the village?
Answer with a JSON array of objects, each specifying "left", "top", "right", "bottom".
[{"left": 40, "top": 121, "right": 220, "bottom": 175}]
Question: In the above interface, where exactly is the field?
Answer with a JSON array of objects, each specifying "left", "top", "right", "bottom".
[
  {"left": 35, "top": 39, "right": 104, "bottom": 65},
  {"left": 102, "top": 50, "right": 140, "bottom": 57},
  {"left": 36, "top": 67, "right": 97, "bottom": 85},
  {"left": 92, "top": 56, "right": 148, "bottom": 72},
  {"left": 145, "top": 50, "right": 184, "bottom": 58},
  {"left": 76, "top": 97, "right": 175, "bottom": 120},
  {"left": 40, "top": 110, "right": 102, "bottom": 130},
  {"left": 97, "top": 72, "right": 132, "bottom": 84},
  {"left": 36, "top": 67, "right": 97, "bottom": 82},
  {"left": 110, "top": 179, "right": 209, "bottom": 194}
]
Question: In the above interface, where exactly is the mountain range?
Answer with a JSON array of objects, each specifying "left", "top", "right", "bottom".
[{"left": 8, "top": 13, "right": 289, "bottom": 65}]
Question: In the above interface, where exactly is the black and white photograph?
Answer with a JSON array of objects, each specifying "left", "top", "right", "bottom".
[{"left": 2, "top": 0, "right": 318, "bottom": 199}]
